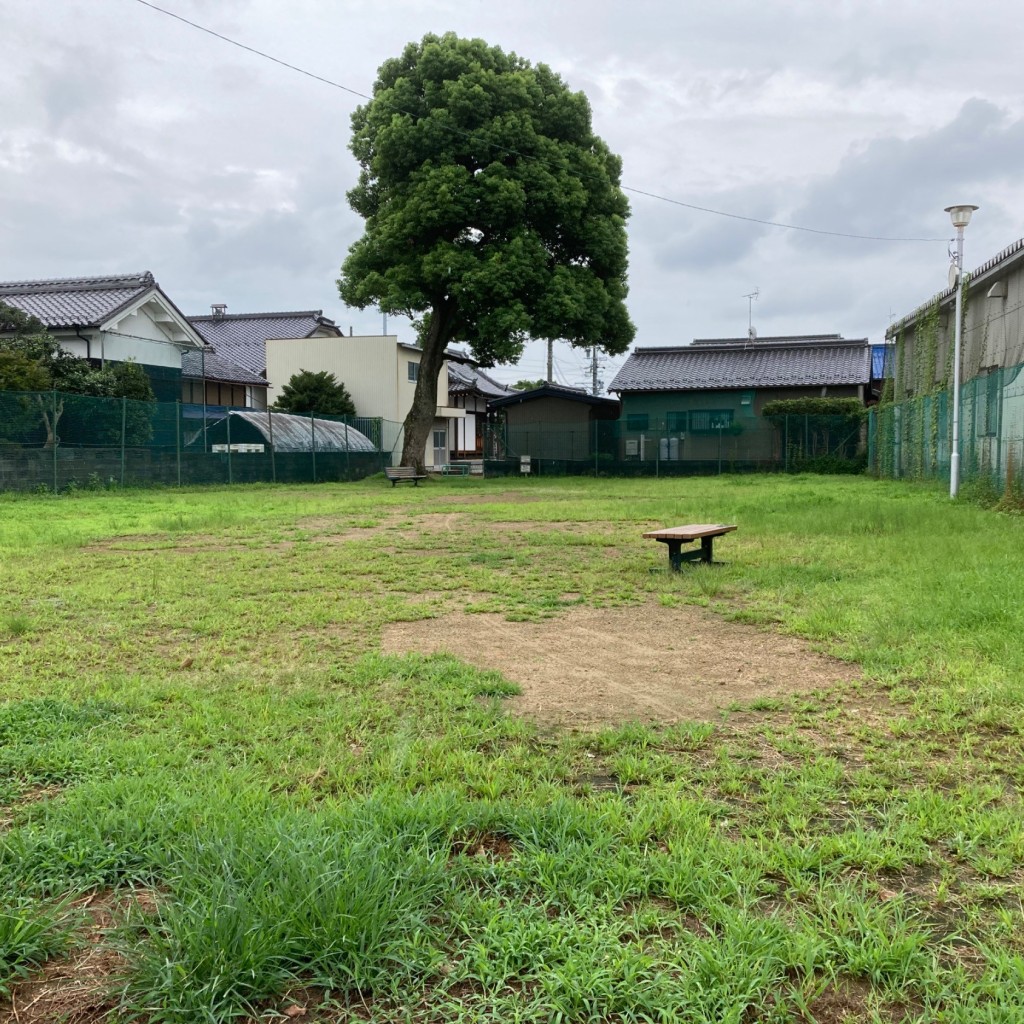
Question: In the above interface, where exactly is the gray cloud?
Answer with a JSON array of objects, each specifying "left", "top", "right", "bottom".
[{"left": 3, "top": 0, "right": 1024, "bottom": 383}]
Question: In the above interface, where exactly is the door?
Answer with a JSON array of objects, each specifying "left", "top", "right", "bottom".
[{"left": 432, "top": 429, "right": 447, "bottom": 468}]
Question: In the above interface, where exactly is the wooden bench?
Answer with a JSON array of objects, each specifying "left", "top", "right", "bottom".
[
  {"left": 642, "top": 523, "right": 737, "bottom": 570},
  {"left": 385, "top": 466, "right": 427, "bottom": 487},
  {"left": 440, "top": 462, "right": 470, "bottom": 476}
]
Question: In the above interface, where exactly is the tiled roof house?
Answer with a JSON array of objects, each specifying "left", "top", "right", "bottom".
[
  {"left": 183, "top": 306, "right": 343, "bottom": 410},
  {"left": 608, "top": 335, "right": 874, "bottom": 465},
  {"left": 0, "top": 272, "right": 204, "bottom": 401}
]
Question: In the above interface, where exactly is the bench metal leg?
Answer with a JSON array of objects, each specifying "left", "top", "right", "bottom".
[{"left": 660, "top": 537, "right": 714, "bottom": 571}]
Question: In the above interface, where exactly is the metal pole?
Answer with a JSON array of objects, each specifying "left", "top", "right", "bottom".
[
  {"left": 951, "top": 224, "right": 965, "bottom": 498},
  {"left": 120, "top": 396, "right": 127, "bottom": 488},
  {"left": 52, "top": 389, "right": 58, "bottom": 494},
  {"left": 226, "top": 412, "right": 233, "bottom": 485},
  {"left": 176, "top": 400, "right": 181, "bottom": 487},
  {"left": 267, "top": 407, "right": 276, "bottom": 483},
  {"left": 201, "top": 346, "right": 208, "bottom": 453},
  {"left": 344, "top": 417, "right": 350, "bottom": 478},
  {"left": 310, "top": 413, "right": 316, "bottom": 482},
  {"left": 718, "top": 424, "right": 723, "bottom": 475}
]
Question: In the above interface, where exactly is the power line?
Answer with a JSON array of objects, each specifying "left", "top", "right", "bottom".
[{"left": 132, "top": 0, "right": 949, "bottom": 245}]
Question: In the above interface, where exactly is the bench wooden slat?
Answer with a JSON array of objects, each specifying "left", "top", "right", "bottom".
[
  {"left": 642, "top": 524, "right": 737, "bottom": 541},
  {"left": 385, "top": 466, "right": 427, "bottom": 486}
]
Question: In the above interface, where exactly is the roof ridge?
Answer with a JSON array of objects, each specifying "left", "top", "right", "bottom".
[
  {"left": 188, "top": 309, "right": 325, "bottom": 322},
  {"left": 633, "top": 339, "right": 868, "bottom": 355},
  {"left": 0, "top": 272, "right": 154, "bottom": 296},
  {"left": 692, "top": 333, "right": 844, "bottom": 344}
]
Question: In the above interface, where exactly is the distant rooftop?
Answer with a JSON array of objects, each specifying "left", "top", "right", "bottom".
[
  {"left": 181, "top": 349, "right": 268, "bottom": 387},
  {"left": 447, "top": 361, "right": 516, "bottom": 399},
  {"left": 488, "top": 382, "right": 620, "bottom": 409},
  {"left": 187, "top": 308, "right": 342, "bottom": 378},
  {"left": 610, "top": 335, "right": 870, "bottom": 392}
]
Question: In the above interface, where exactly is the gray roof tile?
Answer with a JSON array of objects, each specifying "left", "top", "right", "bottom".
[
  {"left": 447, "top": 361, "right": 516, "bottom": 399},
  {"left": 188, "top": 311, "right": 341, "bottom": 378},
  {"left": 0, "top": 272, "right": 156, "bottom": 328},
  {"left": 181, "top": 350, "right": 268, "bottom": 387},
  {"left": 609, "top": 337, "right": 871, "bottom": 392}
]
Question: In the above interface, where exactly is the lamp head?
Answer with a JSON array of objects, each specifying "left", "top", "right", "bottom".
[{"left": 945, "top": 204, "right": 979, "bottom": 229}]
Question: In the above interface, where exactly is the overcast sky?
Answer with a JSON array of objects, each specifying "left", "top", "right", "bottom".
[{"left": 3, "top": 0, "right": 1023, "bottom": 390}]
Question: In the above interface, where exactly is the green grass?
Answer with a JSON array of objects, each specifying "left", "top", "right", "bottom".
[{"left": 0, "top": 475, "right": 1022, "bottom": 1021}]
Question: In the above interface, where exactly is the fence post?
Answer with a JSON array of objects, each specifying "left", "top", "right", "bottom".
[
  {"left": 594, "top": 419, "right": 598, "bottom": 476},
  {"left": 310, "top": 413, "right": 317, "bottom": 482},
  {"left": 718, "top": 424, "right": 723, "bottom": 475},
  {"left": 344, "top": 417, "right": 350, "bottom": 478},
  {"left": 268, "top": 408, "right": 276, "bottom": 483},
  {"left": 784, "top": 416, "right": 789, "bottom": 472},
  {"left": 226, "top": 412, "right": 233, "bottom": 485},
  {"left": 51, "top": 389, "right": 58, "bottom": 494},
  {"left": 176, "top": 400, "right": 182, "bottom": 487},
  {"left": 120, "top": 396, "right": 127, "bottom": 489}
]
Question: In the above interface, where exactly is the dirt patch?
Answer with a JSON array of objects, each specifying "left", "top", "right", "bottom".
[
  {"left": 794, "top": 976, "right": 914, "bottom": 1023},
  {"left": 0, "top": 889, "right": 156, "bottom": 1024},
  {"left": 0, "top": 784, "right": 62, "bottom": 831},
  {"left": 449, "top": 832, "right": 518, "bottom": 861},
  {"left": 383, "top": 602, "right": 858, "bottom": 729}
]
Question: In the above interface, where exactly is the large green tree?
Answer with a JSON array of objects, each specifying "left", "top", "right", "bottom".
[
  {"left": 338, "top": 33, "right": 635, "bottom": 469},
  {"left": 273, "top": 370, "right": 356, "bottom": 416}
]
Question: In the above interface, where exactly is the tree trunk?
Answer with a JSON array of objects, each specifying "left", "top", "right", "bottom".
[
  {"left": 37, "top": 394, "right": 63, "bottom": 450},
  {"left": 400, "top": 303, "right": 456, "bottom": 471}
]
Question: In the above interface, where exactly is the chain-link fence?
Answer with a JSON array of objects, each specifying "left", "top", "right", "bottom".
[
  {"left": 483, "top": 411, "right": 865, "bottom": 477},
  {"left": 0, "top": 390, "right": 402, "bottom": 492},
  {"left": 869, "top": 361, "right": 1024, "bottom": 492}
]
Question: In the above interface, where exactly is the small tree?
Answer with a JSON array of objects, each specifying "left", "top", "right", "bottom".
[
  {"left": 274, "top": 370, "right": 356, "bottom": 416},
  {"left": 338, "top": 33, "right": 634, "bottom": 469},
  {"left": 513, "top": 378, "right": 550, "bottom": 391},
  {"left": 0, "top": 301, "right": 156, "bottom": 446}
]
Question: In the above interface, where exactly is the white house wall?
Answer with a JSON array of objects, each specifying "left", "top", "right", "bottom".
[{"left": 265, "top": 334, "right": 457, "bottom": 468}]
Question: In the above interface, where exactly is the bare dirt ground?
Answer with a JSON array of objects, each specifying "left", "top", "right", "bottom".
[{"left": 383, "top": 602, "right": 859, "bottom": 729}]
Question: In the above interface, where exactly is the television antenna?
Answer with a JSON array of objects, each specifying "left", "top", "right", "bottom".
[{"left": 743, "top": 288, "right": 759, "bottom": 343}]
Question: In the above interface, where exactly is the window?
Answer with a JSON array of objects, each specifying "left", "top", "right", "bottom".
[
  {"left": 977, "top": 371, "right": 1000, "bottom": 437},
  {"left": 666, "top": 411, "right": 687, "bottom": 433},
  {"left": 688, "top": 409, "right": 734, "bottom": 434},
  {"left": 626, "top": 413, "right": 649, "bottom": 431},
  {"left": 407, "top": 361, "right": 419, "bottom": 382}
]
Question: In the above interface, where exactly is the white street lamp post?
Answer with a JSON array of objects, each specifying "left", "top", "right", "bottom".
[{"left": 945, "top": 204, "right": 978, "bottom": 499}]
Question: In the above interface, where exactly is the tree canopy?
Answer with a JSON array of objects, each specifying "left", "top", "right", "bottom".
[
  {"left": 338, "top": 33, "right": 634, "bottom": 467},
  {"left": 512, "top": 378, "right": 550, "bottom": 391},
  {"left": 274, "top": 370, "right": 356, "bottom": 417}
]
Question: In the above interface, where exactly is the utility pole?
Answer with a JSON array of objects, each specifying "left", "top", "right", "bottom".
[
  {"left": 592, "top": 346, "right": 599, "bottom": 395},
  {"left": 546, "top": 339, "right": 553, "bottom": 384}
]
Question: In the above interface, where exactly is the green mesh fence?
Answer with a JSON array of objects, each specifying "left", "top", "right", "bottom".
[
  {"left": 869, "top": 361, "right": 1024, "bottom": 492},
  {"left": 483, "top": 411, "right": 865, "bottom": 477},
  {"left": 0, "top": 390, "right": 401, "bottom": 492}
]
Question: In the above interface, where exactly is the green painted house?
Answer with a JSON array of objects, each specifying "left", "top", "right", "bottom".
[{"left": 608, "top": 335, "right": 873, "bottom": 466}]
